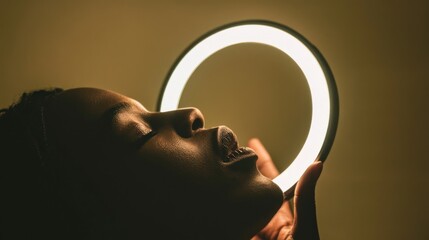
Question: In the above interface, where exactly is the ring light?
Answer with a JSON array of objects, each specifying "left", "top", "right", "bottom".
[{"left": 158, "top": 20, "right": 338, "bottom": 197}]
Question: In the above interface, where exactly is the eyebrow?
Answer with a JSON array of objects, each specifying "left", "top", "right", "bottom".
[{"left": 101, "top": 102, "right": 133, "bottom": 124}]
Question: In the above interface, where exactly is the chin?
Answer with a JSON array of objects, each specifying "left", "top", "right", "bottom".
[
  {"left": 241, "top": 175, "right": 284, "bottom": 237},
  {"left": 202, "top": 174, "right": 284, "bottom": 239}
]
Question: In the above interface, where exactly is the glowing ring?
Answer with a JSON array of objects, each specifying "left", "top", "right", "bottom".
[{"left": 158, "top": 21, "right": 338, "bottom": 197}]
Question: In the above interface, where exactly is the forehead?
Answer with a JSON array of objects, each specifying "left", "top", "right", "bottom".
[{"left": 49, "top": 88, "right": 146, "bottom": 123}]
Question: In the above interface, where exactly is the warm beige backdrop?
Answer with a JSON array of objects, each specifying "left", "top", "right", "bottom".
[{"left": 1, "top": 1, "right": 428, "bottom": 239}]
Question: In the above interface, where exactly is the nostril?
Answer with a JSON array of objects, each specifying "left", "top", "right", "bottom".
[
  {"left": 170, "top": 107, "right": 205, "bottom": 137},
  {"left": 192, "top": 117, "right": 204, "bottom": 131}
]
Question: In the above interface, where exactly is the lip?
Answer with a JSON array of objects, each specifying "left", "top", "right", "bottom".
[{"left": 217, "top": 126, "right": 258, "bottom": 165}]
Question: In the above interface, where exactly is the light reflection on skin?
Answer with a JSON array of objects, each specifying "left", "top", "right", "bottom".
[{"left": 46, "top": 88, "right": 283, "bottom": 239}]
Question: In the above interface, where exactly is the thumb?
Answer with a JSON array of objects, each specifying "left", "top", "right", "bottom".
[{"left": 292, "top": 161, "right": 323, "bottom": 240}]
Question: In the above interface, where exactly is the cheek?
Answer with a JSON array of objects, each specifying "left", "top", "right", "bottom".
[
  {"left": 135, "top": 136, "right": 222, "bottom": 190},
  {"left": 124, "top": 137, "right": 226, "bottom": 218}
]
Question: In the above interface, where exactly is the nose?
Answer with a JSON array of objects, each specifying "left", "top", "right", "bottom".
[{"left": 158, "top": 107, "right": 205, "bottom": 138}]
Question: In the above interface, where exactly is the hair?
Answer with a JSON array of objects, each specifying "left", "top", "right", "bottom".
[{"left": 0, "top": 88, "right": 66, "bottom": 239}]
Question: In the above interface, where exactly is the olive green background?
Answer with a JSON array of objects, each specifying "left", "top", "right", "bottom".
[{"left": 1, "top": 1, "right": 428, "bottom": 239}]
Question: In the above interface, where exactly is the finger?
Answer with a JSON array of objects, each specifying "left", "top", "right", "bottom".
[
  {"left": 248, "top": 138, "right": 279, "bottom": 179},
  {"left": 292, "top": 161, "right": 323, "bottom": 240}
]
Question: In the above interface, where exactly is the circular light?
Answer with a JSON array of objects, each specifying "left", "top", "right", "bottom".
[{"left": 158, "top": 21, "right": 338, "bottom": 197}]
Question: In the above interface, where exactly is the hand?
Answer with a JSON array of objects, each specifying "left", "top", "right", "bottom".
[{"left": 249, "top": 138, "right": 323, "bottom": 240}]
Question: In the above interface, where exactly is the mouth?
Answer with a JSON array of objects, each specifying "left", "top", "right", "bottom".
[{"left": 217, "top": 126, "right": 258, "bottom": 164}]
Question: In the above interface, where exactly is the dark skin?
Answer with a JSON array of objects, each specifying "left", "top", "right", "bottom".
[
  {"left": 249, "top": 139, "right": 322, "bottom": 240},
  {"left": 45, "top": 88, "right": 322, "bottom": 239}
]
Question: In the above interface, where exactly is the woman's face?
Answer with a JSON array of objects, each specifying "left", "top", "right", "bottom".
[{"left": 46, "top": 88, "right": 282, "bottom": 239}]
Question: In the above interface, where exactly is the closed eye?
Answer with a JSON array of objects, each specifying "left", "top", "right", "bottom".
[{"left": 133, "top": 130, "right": 157, "bottom": 148}]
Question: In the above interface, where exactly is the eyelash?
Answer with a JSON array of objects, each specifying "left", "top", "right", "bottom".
[{"left": 133, "top": 129, "right": 157, "bottom": 148}]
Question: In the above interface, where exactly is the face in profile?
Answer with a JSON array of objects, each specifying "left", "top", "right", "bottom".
[{"left": 45, "top": 88, "right": 282, "bottom": 239}]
